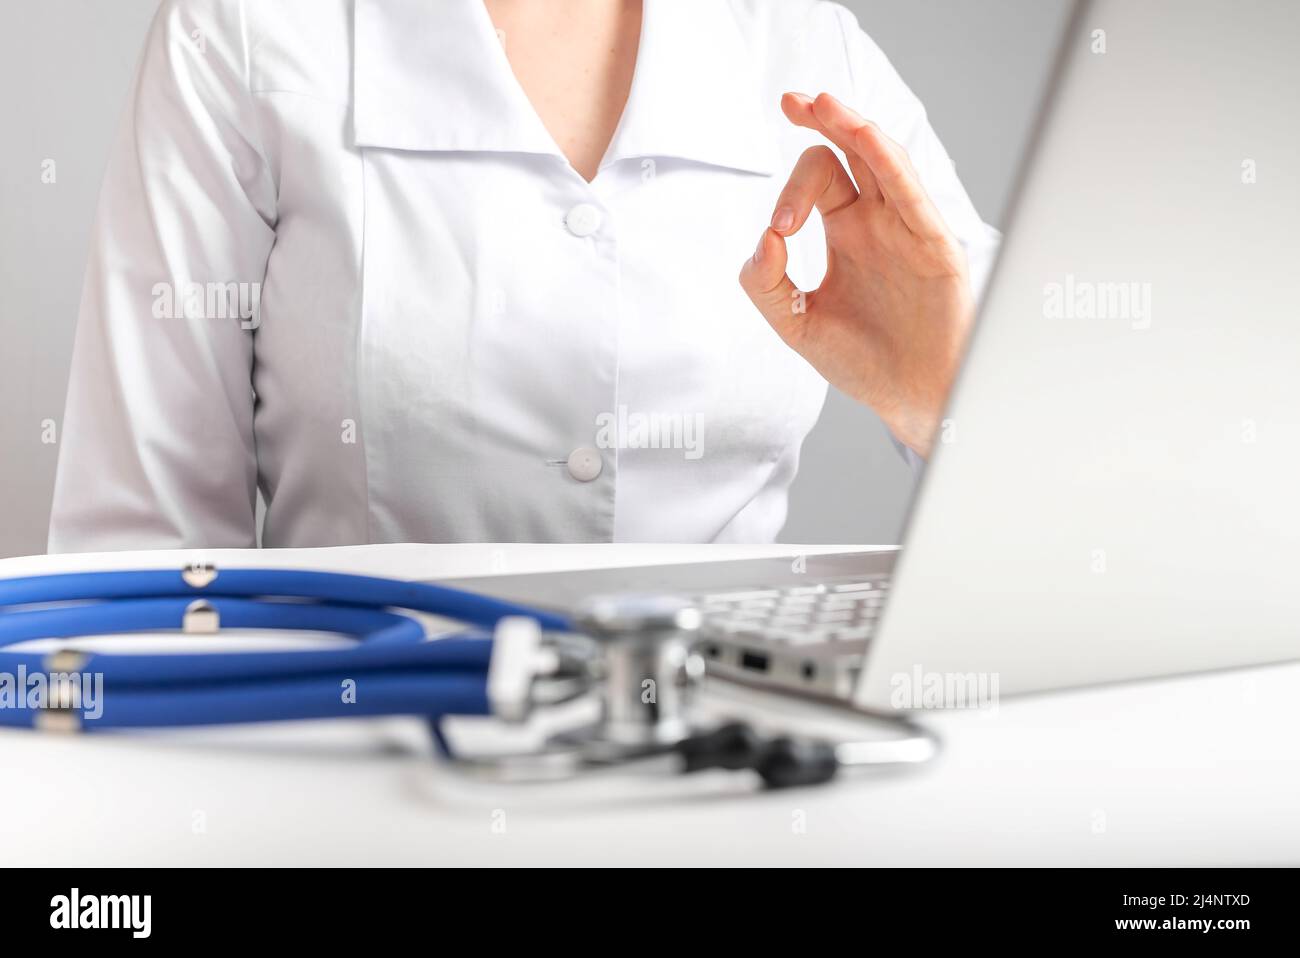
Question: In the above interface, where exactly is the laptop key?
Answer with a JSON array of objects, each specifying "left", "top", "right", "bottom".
[
  {"left": 785, "top": 584, "right": 828, "bottom": 596},
  {"left": 778, "top": 594, "right": 820, "bottom": 606},
  {"left": 835, "top": 626, "right": 875, "bottom": 640},
  {"left": 701, "top": 590, "right": 780, "bottom": 603}
]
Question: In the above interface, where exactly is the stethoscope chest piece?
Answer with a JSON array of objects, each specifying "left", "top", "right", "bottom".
[{"left": 470, "top": 593, "right": 938, "bottom": 789}]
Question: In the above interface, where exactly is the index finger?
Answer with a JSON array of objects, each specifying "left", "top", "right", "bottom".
[
  {"left": 781, "top": 92, "right": 881, "bottom": 202},
  {"left": 807, "top": 93, "right": 946, "bottom": 239}
]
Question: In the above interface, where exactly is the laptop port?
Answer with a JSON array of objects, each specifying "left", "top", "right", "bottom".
[
  {"left": 801, "top": 661, "right": 817, "bottom": 681},
  {"left": 740, "top": 651, "right": 770, "bottom": 673}
]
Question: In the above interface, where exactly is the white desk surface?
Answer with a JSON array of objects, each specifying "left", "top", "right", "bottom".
[{"left": 1, "top": 543, "right": 1296, "bottom": 867}]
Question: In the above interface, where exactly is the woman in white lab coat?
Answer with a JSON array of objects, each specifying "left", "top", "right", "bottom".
[{"left": 48, "top": 0, "right": 999, "bottom": 551}]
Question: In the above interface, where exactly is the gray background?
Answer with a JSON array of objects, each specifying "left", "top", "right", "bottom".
[{"left": 0, "top": 0, "right": 1072, "bottom": 558}]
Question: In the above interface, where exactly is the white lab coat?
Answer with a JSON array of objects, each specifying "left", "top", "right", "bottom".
[{"left": 48, "top": 0, "right": 999, "bottom": 552}]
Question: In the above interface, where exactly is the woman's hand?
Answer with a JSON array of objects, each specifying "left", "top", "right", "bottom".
[{"left": 739, "top": 92, "right": 975, "bottom": 460}]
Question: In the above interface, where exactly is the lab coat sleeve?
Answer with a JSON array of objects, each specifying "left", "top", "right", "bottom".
[
  {"left": 830, "top": 4, "right": 1002, "bottom": 476},
  {"left": 48, "top": 0, "right": 277, "bottom": 552}
]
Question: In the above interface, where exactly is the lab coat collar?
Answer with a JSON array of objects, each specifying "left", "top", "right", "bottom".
[{"left": 352, "top": 0, "right": 779, "bottom": 176}]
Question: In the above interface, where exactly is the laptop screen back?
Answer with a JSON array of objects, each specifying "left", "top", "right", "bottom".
[{"left": 859, "top": 0, "right": 1300, "bottom": 708}]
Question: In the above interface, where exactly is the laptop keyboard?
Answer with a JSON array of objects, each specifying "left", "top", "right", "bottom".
[{"left": 695, "top": 576, "right": 892, "bottom": 647}]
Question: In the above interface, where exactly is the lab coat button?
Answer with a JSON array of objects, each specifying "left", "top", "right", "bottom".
[
  {"left": 566, "top": 446, "right": 603, "bottom": 482},
  {"left": 564, "top": 203, "right": 602, "bottom": 237}
]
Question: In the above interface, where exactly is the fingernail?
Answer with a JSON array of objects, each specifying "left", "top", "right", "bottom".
[
  {"left": 753, "top": 230, "right": 766, "bottom": 264},
  {"left": 771, "top": 207, "right": 794, "bottom": 232}
]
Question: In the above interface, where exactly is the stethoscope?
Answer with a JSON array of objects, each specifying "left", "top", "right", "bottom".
[{"left": 0, "top": 563, "right": 937, "bottom": 790}]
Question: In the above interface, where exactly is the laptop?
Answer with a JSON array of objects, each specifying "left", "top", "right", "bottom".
[{"left": 437, "top": 0, "right": 1300, "bottom": 710}]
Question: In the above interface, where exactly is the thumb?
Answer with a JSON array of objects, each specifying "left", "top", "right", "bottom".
[{"left": 739, "top": 228, "right": 806, "bottom": 346}]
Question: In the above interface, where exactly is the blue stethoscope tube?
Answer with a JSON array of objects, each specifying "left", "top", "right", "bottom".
[
  {"left": 0, "top": 569, "right": 570, "bottom": 632},
  {"left": 0, "top": 568, "right": 569, "bottom": 734}
]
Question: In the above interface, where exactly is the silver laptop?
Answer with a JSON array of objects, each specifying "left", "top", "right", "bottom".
[{"left": 438, "top": 0, "right": 1300, "bottom": 710}]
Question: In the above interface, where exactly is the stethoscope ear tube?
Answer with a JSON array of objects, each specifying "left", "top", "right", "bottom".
[
  {"left": 0, "top": 567, "right": 524, "bottom": 733},
  {"left": 0, "top": 567, "right": 572, "bottom": 632},
  {"left": 81, "top": 672, "right": 493, "bottom": 730}
]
